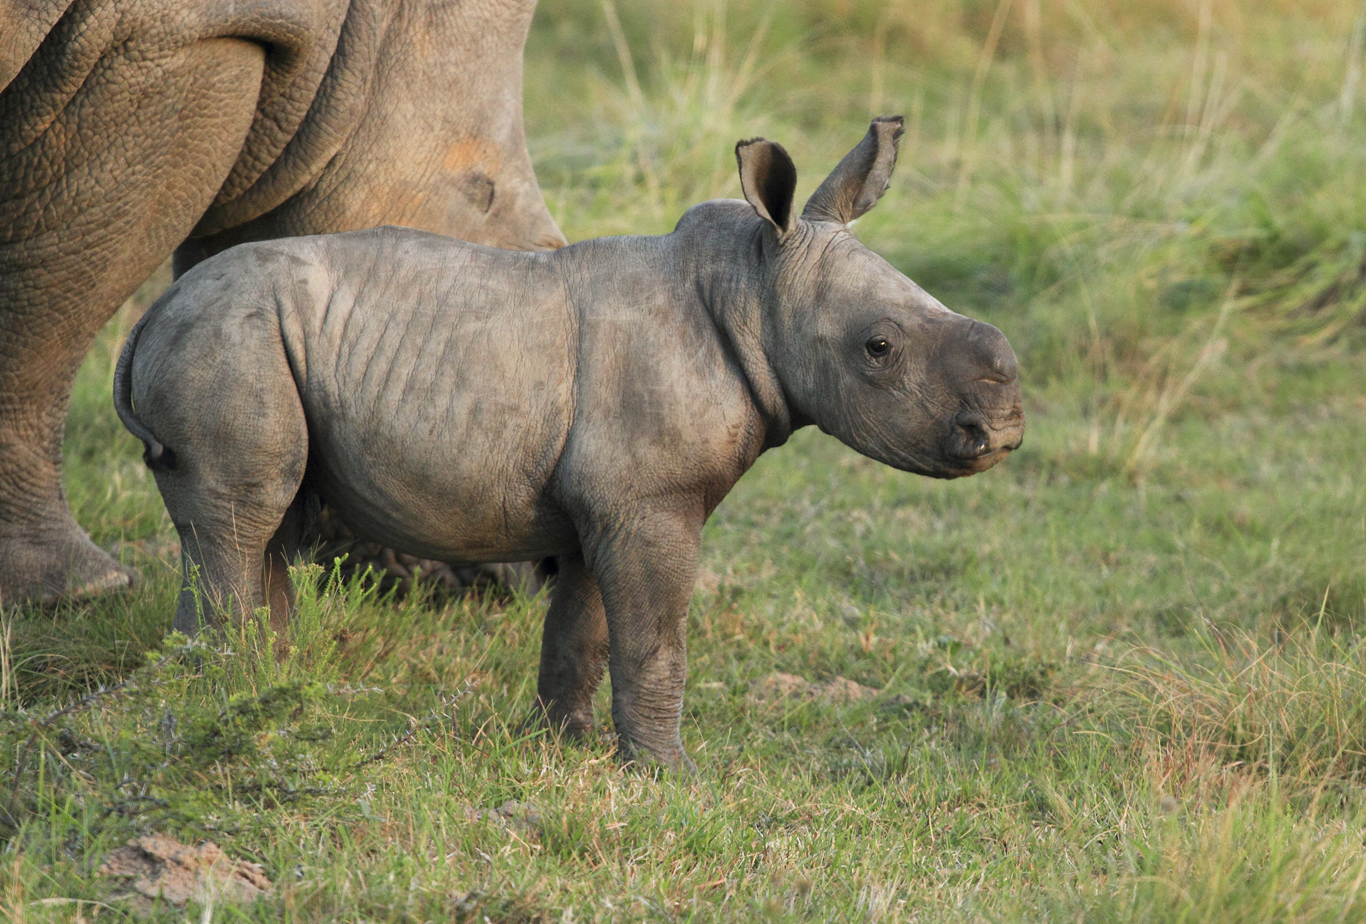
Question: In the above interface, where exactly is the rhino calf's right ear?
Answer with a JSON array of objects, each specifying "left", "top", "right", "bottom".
[{"left": 736, "top": 138, "right": 798, "bottom": 236}]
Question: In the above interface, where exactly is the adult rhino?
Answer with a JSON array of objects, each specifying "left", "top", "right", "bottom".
[{"left": 0, "top": 0, "right": 565, "bottom": 605}]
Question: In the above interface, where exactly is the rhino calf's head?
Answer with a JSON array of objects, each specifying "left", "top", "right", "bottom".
[{"left": 732, "top": 118, "right": 1024, "bottom": 477}]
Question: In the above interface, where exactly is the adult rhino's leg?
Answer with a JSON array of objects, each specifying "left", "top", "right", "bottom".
[
  {"left": 0, "top": 5, "right": 270, "bottom": 605},
  {"left": 587, "top": 511, "right": 703, "bottom": 772},
  {"left": 534, "top": 553, "right": 610, "bottom": 739}
]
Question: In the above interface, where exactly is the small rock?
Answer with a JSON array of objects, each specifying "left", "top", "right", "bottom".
[
  {"left": 467, "top": 799, "right": 543, "bottom": 834},
  {"left": 98, "top": 835, "right": 272, "bottom": 915},
  {"left": 751, "top": 672, "right": 881, "bottom": 704}
]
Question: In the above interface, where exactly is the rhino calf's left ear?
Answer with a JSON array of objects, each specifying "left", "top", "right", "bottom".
[
  {"left": 736, "top": 138, "right": 797, "bottom": 236},
  {"left": 802, "top": 116, "right": 903, "bottom": 226}
]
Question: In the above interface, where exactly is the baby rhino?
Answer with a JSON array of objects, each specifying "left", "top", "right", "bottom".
[{"left": 115, "top": 119, "right": 1024, "bottom": 770}]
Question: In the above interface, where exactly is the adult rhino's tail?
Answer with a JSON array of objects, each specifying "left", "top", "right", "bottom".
[{"left": 113, "top": 309, "right": 177, "bottom": 472}]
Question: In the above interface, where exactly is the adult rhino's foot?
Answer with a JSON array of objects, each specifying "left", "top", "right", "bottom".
[{"left": 0, "top": 519, "right": 132, "bottom": 606}]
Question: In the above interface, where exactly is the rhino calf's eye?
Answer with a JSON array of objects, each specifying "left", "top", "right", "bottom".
[{"left": 866, "top": 336, "right": 891, "bottom": 357}]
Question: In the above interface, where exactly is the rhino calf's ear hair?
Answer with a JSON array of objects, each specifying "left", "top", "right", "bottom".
[
  {"left": 802, "top": 116, "right": 904, "bottom": 226},
  {"left": 736, "top": 138, "right": 797, "bottom": 236}
]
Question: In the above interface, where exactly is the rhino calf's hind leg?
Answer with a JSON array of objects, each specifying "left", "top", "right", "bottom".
[
  {"left": 263, "top": 494, "right": 309, "bottom": 637},
  {"left": 174, "top": 524, "right": 268, "bottom": 636},
  {"left": 142, "top": 359, "right": 310, "bottom": 637},
  {"left": 166, "top": 467, "right": 306, "bottom": 636}
]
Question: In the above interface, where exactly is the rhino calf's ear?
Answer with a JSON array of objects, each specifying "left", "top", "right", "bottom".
[
  {"left": 736, "top": 138, "right": 797, "bottom": 236},
  {"left": 802, "top": 116, "right": 904, "bottom": 226}
]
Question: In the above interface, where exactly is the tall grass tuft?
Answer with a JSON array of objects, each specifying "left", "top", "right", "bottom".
[
  {"left": 1100, "top": 617, "right": 1366, "bottom": 792},
  {"left": 533, "top": 0, "right": 789, "bottom": 237},
  {"left": 1031, "top": 791, "right": 1366, "bottom": 924}
]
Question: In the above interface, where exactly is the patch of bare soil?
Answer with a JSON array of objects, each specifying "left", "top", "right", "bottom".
[{"left": 97, "top": 835, "right": 272, "bottom": 915}]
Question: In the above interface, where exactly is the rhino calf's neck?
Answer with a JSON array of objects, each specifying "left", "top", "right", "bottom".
[{"left": 115, "top": 118, "right": 1024, "bottom": 769}]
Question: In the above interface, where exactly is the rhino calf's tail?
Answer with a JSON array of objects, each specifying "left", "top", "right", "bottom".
[{"left": 113, "top": 310, "right": 177, "bottom": 473}]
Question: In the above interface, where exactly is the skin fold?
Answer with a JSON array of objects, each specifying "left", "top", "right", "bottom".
[
  {"left": 0, "top": 0, "right": 564, "bottom": 605},
  {"left": 115, "top": 119, "right": 1025, "bottom": 770}
]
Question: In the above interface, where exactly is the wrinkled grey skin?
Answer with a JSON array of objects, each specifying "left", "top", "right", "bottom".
[
  {"left": 0, "top": 0, "right": 563, "bottom": 606},
  {"left": 115, "top": 119, "right": 1024, "bottom": 769}
]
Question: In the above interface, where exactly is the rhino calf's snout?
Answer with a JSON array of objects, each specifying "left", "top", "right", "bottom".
[{"left": 938, "top": 319, "right": 1024, "bottom": 471}]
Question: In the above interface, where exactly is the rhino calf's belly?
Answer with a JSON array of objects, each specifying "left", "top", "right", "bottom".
[
  {"left": 298, "top": 389, "right": 578, "bottom": 564},
  {"left": 311, "top": 460, "right": 579, "bottom": 565}
]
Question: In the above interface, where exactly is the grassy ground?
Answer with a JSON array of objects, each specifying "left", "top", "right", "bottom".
[{"left": 5, "top": 0, "right": 1366, "bottom": 920}]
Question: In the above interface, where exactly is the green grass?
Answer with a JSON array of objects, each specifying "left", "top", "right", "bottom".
[{"left": 5, "top": 0, "right": 1366, "bottom": 920}]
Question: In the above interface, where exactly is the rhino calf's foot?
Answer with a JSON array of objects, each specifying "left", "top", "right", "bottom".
[{"left": 612, "top": 730, "right": 697, "bottom": 776}]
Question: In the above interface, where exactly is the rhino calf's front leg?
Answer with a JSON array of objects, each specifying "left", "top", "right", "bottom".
[
  {"left": 588, "top": 511, "right": 702, "bottom": 771},
  {"left": 535, "top": 553, "right": 610, "bottom": 738}
]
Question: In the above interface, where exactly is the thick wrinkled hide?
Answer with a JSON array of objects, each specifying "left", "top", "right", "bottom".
[
  {"left": 0, "top": 0, "right": 562, "bottom": 606},
  {"left": 115, "top": 119, "right": 1024, "bottom": 768}
]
